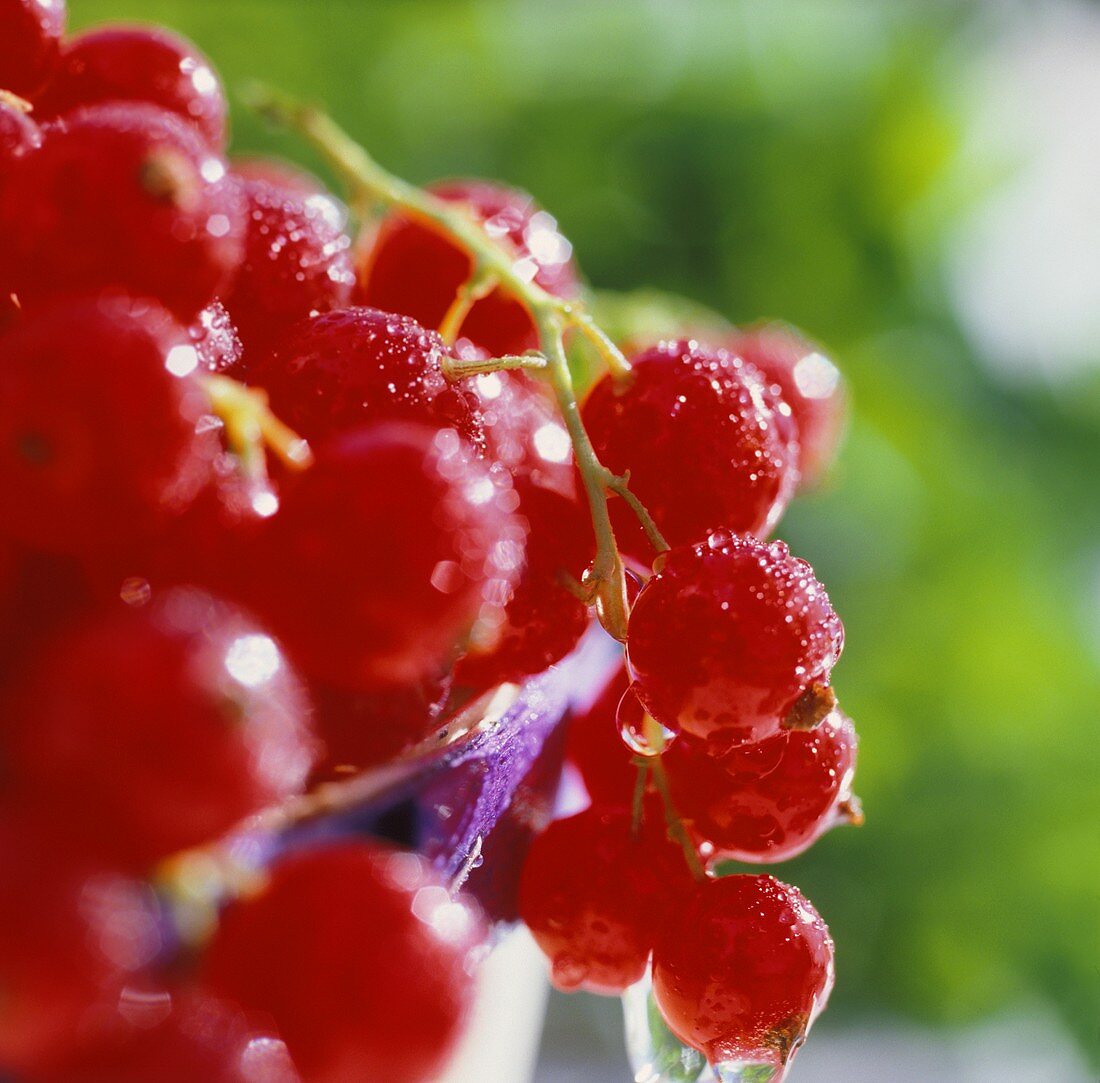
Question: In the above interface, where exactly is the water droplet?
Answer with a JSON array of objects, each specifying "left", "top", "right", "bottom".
[
  {"left": 617, "top": 685, "right": 678, "bottom": 757},
  {"left": 707, "top": 528, "right": 734, "bottom": 550}
]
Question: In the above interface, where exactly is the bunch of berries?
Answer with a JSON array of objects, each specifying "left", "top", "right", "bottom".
[{"left": 0, "top": 2, "right": 859, "bottom": 1080}]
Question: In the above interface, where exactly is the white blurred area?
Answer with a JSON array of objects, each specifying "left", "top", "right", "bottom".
[{"left": 949, "top": 0, "right": 1100, "bottom": 384}]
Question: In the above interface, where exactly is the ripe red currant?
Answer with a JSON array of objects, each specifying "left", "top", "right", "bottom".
[
  {"left": 0, "top": 294, "right": 219, "bottom": 555},
  {"left": 0, "top": 103, "right": 243, "bottom": 320},
  {"left": 564, "top": 665, "right": 638, "bottom": 807},
  {"left": 652, "top": 874, "right": 834, "bottom": 1071},
  {"left": 37, "top": 25, "right": 228, "bottom": 147},
  {"left": 666, "top": 711, "right": 859, "bottom": 864},
  {"left": 725, "top": 325, "right": 846, "bottom": 488},
  {"left": 238, "top": 422, "right": 524, "bottom": 690},
  {"left": 4, "top": 588, "right": 316, "bottom": 871},
  {"left": 627, "top": 532, "right": 843, "bottom": 751},
  {"left": 0, "top": 826, "right": 162, "bottom": 1074},
  {"left": 0, "top": 95, "right": 41, "bottom": 171},
  {"left": 359, "top": 179, "right": 578, "bottom": 356},
  {"left": 0, "top": 0, "right": 65, "bottom": 99},
  {"left": 581, "top": 340, "right": 798, "bottom": 568},
  {"left": 249, "top": 307, "right": 484, "bottom": 448},
  {"left": 519, "top": 806, "right": 695, "bottom": 995},
  {"left": 201, "top": 843, "right": 483, "bottom": 1083},
  {"left": 220, "top": 176, "right": 355, "bottom": 357}
]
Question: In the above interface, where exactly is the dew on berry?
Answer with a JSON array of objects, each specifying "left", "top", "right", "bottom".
[{"left": 617, "top": 682, "right": 679, "bottom": 757}]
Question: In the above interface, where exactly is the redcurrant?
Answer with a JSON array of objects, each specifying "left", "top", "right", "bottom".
[{"left": 0, "top": 0, "right": 65, "bottom": 99}]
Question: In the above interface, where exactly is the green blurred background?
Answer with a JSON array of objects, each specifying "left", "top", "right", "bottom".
[{"left": 73, "top": 0, "right": 1100, "bottom": 1075}]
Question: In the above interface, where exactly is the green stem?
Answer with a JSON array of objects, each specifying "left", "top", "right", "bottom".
[
  {"left": 441, "top": 352, "right": 547, "bottom": 379},
  {"left": 642, "top": 713, "right": 705, "bottom": 881}
]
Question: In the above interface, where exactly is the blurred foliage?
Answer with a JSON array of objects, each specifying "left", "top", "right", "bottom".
[{"left": 73, "top": 0, "right": 1100, "bottom": 1066}]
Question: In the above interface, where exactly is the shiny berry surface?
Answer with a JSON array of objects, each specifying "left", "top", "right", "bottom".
[
  {"left": 726, "top": 325, "right": 846, "bottom": 488},
  {"left": 0, "top": 103, "right": 243, "bottom": 320},
  {"left": 202, "top": 843, "right": 482, "bottom": 1083},
  {"left": 628, "top": 532, "right": 843, "bottom": 750},
  {"left": 189, "top": 298, "right": 243, "bottom": 373},
  {"left": 4, "top": 588, "right": 315, "bottom": 870},
  {"left": 0, "top": 828, "right": 162, "bottom": 1073},
  {"left": 652, "top": 874, "right": 834, "bottom": 1070},
  {"left": 240, "top": 423, "right": 523, "bottom": 690},
  {"left": 0, "top": 97, "right": 41, "bottom": 170},
  {"left": 359, "top": 179, "right": 578, "bottom": 356},
  {"left": 667, "top": 711, "right": 859, "bottom": 864},
  {"left": 455, "top": 479, "right": 591, "bottom": 687},
  {"left": 221, "top": 176, "right": 355, "bottom": 357},
  {"left": 518, "top": 806, "right": 694, "bottom": 995},
  {"left": 250, "top": 307, "right": 484, "bottom": 447},
  {"left": 581, "top": 340, "right": 798, "bottom": 568},
  {"left": 0, "top": 0, "right": 65, "bottom": 98},
  {"left": 564, "top": 665, "right": 637, "bottom": 807},
  {"left": 37, "top": 25, "right": 228, "bottom": 147},
  {"left": 0, "top": 295, "right": 218, "bottom": 555}
]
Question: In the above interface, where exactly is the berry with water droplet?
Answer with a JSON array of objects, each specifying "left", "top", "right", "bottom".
[
  {"left": 237, "top": 422, "right": 524, "bottom": 690},
  {"left": 518, "top": 806, "right": 694, "bottom": 996},
  {"left": 0, "top": 102, "right": 244, "bottom": 320},
  {"left": 627, "top": 532, "right": 843, "bottom": 751},
  {"left": 666, "top": 711, "right": 859, "bottom": 864},
  {"left": 37, "top": 25, "right": 228, "bottom": 147},
  {"left": 581, "top": 340, "right": 799, "bottom": 568},
  {"left": 617, "top": 682, "right": 678, "bottom": 757},
  {"left": 188, "top": 299, "right": 243, "bottom": 373},
  {"left": 0, "top": 0, "right": 65, "bottom": 99},
  {"left": 201, "top": 843, "right": 483, "bottom": 1083},
  {"left": 725, "top": 325, "right": 845, "bottom": 489},
  {"left": 358, "top": 179, "right": 578, "bottom": 356},
  {"left": 3, "top": 588, "right": 316, "bottom": 871},
  {"left": 249, "top": 307, "right": 485, "bottom": 449},
  {"left": 0, "top": 294, "right": 219, "bottom": 556},
  {"left": 652, "top": 874, "right": 834, "bottom": 1072}
]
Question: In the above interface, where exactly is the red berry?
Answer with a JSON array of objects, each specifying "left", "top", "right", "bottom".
[
  {"left": 519, "top": 805, "right": 694, "bottom": 995},
  {"left": 0, "top": 294, "right": 219, "bottom": 555},
  {"left": 455, "top": 479, "right": 591, "bottom": 688},
  {"left": 249, "top": 307, "right": 484, "bottom": 448},
  {"left": 308, "top": 668, "right": 454, "bottom": 784},
  {"left": 37, "top": 25, "right": 228, "bottom": 147},
  {"left": 564, "top": 665, "right": 637, "bottom": 807},
  {"left": 202, "top": 843, "right": 482, "bottom": 1083},
  {"left": 0, "top": 96, "right": 41, "bottom": 169},
  {"left": 239, "top": 423, "right": 524, "bottom": 690},
  {"left": 4, "top": 588, "right": 316, "bottom": 871},
  {"left": 232, "top": 154, "right": 348, "bottom": 225},
  {"left": 652, "top": 874, "right": 834, "bottom": 1071},
  {"left": 477, "top": 370, "right": 575, "bottom": 496},
  {"left": 39, "top": 991, "right": 299, "bottom": 1083},
  {"left": 0, "top": 827, "right": 162, "bottom": 1073},
  {"left": 359, "top": 179, "right": 578, "bottom": 356},
  {"left": 581, "top": 340, "right": 798, "bottom": 568},
  {"left": 0, "top": 103, "right": 243, "bottom": 320},
  {"left": 666, "top": 711, "right": 859, "bottom": 864},
  {"left": 189, "top": 299, "right": 243, "bottom": 373},
  {"left": 726, "top": 325, "right": 845, "bottom": 488},
  {"left": 0, "top": 0, "right": 65, "bottom": 99},
  {"left": 220, "top": 177, "right": 355, "bottom": 358},
  {"left": 627, "top": 532, "right": 843, "bottom": 751}
]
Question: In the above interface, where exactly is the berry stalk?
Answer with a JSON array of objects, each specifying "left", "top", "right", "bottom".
[{"left": 246, "top": 86, "right": 654, "bottom": 640}]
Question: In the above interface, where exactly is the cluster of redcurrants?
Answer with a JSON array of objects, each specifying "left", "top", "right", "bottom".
[{"left": 0, "top": 0, "right": 859, "bottom": 1080}]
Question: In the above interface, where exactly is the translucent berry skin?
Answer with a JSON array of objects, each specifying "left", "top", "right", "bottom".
[
  {"left": 0, "top": 103, "right": 244, "bottom": 320},
  {"left": 202, "top": 843, "right": 482, "bottom": 1083},
  {"left": 564, "top": 665, "right": 637, "bottom": 807},
  {"left": 581, "top": 340, "right": 798, "bottom": 568},
  {"left": 652, "top": 874, "right": 834, "bottom": 1070},
  {"left": 39, "top": 992, "right": 299, "bottom": 1083},
  {"left": 188, "top": 299, "right": 243, "bottom": 373},
  {"left": 455, "top": 479, "right": 591, "bottom": 688},
  {"left": 627, "top": 533, "right": 843, "bottom": 751},
  {"left": 240, "top": 423, "right": 524, "bottom": 690},
  {"left": 37, "top": 25, "right": 228, "bottom": 147},
  {"left": 0, "top": 97, "right": 41, "bottom": 169},
  {"left": 725, "top": 325, "right": 846, "bottom": 488},
  {"left": 4, "top": 588, "right": 316, "bottom": 871},
  {"left": 518, "top": 806, "right": 694, "bottom": 996},
  {"left": 0, "top": 0, "right": 65, "bottom": 99},
  {"left": 250, "top": 307, "right": 484, "bottom": 448},
  {"left": 0, "top": 829, "right": 162, "bottom": 1074},
  {"left": 0, "top": 295, "right": 219, "bottom": 555},
  {"left": 666, "top": 711, "right": 858, "bottom": 864},
  {"left": 221, "top": 176, "right": 355, "bottom": 358},
  {"left": 359, "top": 179, "right": 578, "bottom": 356}
]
